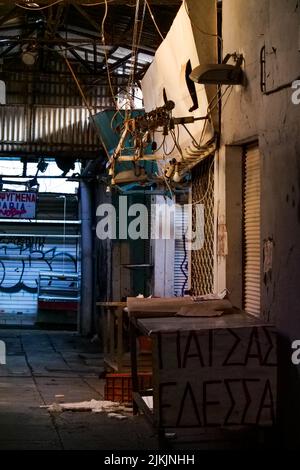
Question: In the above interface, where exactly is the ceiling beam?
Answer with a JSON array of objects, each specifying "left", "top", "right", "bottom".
[
  {"left": 0, "top": 25, "right": 38, "bottom": 58},
  {"left": 71, "top": 44, "right": 105, "bottom": 58},
  {"left": 0, "top": 6, "right": 18, "bottom": 27},
  {"left": 136, "top": 60, "right": 152, "bottom": 79},
  {"left": 46, "top": 2, "right": 65, "bottom": 37},
  {"left": 0, "top": 68, "right": 130, "bottom": 83},
  {"left": 67, "top": 47, "right": 96, "bottom": 73},
  {"left": 0, "top": 42, "right": 19, "bottom": 58},
  {"left": 58, "top": 26, "right": 102, "bottom": 40},
  {"left": 0, "top": 36, "right": 156, "bottom": 54},
  {"left": 0, "top": 37, "right": 105, "bottom": 44},
  {"left": 0, "top": 150, "right": 100, "bottom": 160},
  {"left": 0, "top": 24, "right": 28, "bottom": 32},
  {"left": 1, "top": 1, "right": 180, "bottom": 5},
  {"left": 100, "top": 51, "right": 132, "bottom": 75},
  {"left": 72, "top": 3, "right": 100, "bottom": 33}
]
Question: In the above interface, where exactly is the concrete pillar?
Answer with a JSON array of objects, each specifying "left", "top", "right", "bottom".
[{"left": 79, "top": 181, "right": 93, "bottom": 336}]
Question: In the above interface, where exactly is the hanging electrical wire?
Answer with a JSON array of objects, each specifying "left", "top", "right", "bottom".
[
  {"left": 170, "top": 125, "right": 183, "bottom": 159},
  {"left": 156, "top": 159, "right": 173, "bottom": 196},
  {"left": 182, "top": 123, "right": 200, "bottom": 149},
  {"left": 193, "top": 87, "right": 233, "bottom": 202},
  {"left": 125, "top": 0, "right": 147, "bottom": 117},
  {"left": 136, "top": 0, "right": 147, "bottom": 50},
  {"left": 183, "top": 0, "right": 223, "bottom": 59},
  {"left": 153, "top": 134, "right": 166, "bottom": 153},
  {"left": 191, "top": 156, "right": 214, "bottom": 205},
  {"left": 15, "top": 0, "right": 117, "bottom": 8},
  {"left": 196, "top": 85, "right": 232, "bottom": 148},
  {"left": 145, "top": 0, "right": 164, "bottom": 41},
  {"left": 101, "top": 0, "right": 122, "bottom": 115},
  {"left": 180, "top": 85, "right": 233, "bottom": 186},
  {"left": 126, "top": 0, "right": 141, "bottom": 115},
  {"left": 130, "top": 0, "right": 146, "bottom": 104},
  {"left": 57, "top": 47, "right": 110, "bottom": 159},
  {"left": 163, "top": 134, "right": 177, "bottom": 156},
  {"left": 83, "top": 0, "right": 115, "bottom": 5},
  {"left": 15, "top": 0, "right": 64, "bottom": 10}
]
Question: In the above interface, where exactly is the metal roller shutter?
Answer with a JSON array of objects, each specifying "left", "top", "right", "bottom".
[
  {"left": 243, "top": 145, "right": 261, "bottom": 316},
  {"left": 0, "top": 225, "right": 80, "bottom": 317}
]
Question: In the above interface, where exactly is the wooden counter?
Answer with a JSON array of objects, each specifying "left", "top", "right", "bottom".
[{"left": 96, "top": 302, "right": 127, "bottom": 372}]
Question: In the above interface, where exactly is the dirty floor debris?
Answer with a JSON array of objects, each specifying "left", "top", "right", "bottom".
[
  {"left": 0, "top": 329, "right": 158, "bottom": 450},
  {"left": 43, "top": 399, "right": 132, "bottom": 418}
]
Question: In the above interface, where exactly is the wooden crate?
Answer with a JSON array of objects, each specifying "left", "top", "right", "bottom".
[{"left": 105, "top": 372, "right": 152, "bottom": 403}]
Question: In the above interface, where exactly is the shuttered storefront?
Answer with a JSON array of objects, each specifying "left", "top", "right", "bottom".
[
  {"left": 243, "top": 145, "right": 261, "bottom": 316},
  {"left": 0, "top": 194, "right": 80, "bottom": 321},
  {"left": 0, "top": 225, "right": 80, "bottom": 316}
]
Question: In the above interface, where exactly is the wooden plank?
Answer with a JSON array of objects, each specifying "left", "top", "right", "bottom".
[
  {"left": 130, "top": 321, "right": 139, "bottom": 415},
  {"left": 136, "top": 312, "right": 271, "bottom": 334},
  {"left": 112, "top": 243, "right": 121, "bottom": 301},
  {"left": 127, "top": 296, "right": 194, "bottom": 315},
  {"left": 132, "top": 393, "right": 155, "bottom": 424},
  {"left": 102, "top": 307, "right": 108, "bottom": 355},
  {"left": 96, "top": 302, "right": 127, "bottom": 307},
  {"left": 116, "top": 308, "right": 124, "bottom": 371},
  {"left": 108, "top": 308, "right": 115, "bottom": 358}
]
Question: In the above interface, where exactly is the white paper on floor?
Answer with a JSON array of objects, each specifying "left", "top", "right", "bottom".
[{"left": 41, "top": 399, "right": 131, "bottom": 419}]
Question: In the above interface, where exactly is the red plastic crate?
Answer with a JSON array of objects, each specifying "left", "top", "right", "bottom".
[{"left": 104, "top": 372, "right": 152, "bottom": 403}]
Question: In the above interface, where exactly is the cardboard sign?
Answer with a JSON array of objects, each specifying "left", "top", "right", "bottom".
[
  {"left": 153, "top": 325, "right": 277, "bottom": 430},
  {"left": 0, "top": 191, "right": 37, "bottom": 219}
]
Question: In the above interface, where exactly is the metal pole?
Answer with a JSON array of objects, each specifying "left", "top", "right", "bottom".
[
  {"left": 79, "top": 181, "right": 93, "bottom": 336},
  {"left": 57, "top": 195, "right": 67, "bottom": 275},
  {"left": 63, "top": 196, "right": 66, "bottom": 275}
]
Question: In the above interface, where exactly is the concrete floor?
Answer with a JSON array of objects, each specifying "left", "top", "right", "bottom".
[{"left": 0, "top": 329, "right": 158, "bottom": 450}]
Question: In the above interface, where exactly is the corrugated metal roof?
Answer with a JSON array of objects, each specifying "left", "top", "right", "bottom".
[
  {"left": 0, "top": 1, "right": 181, "bottom": 162},
  {"left": 0, "top": 104, "right": 100, "bottom": 157}
]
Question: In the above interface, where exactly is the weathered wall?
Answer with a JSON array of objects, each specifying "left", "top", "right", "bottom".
[
  {"left": 94, "top": 188, "right": 152, "bottom": 303},
  {"left": 221, "top": 0, "right": 300, "bottom": 447},
  {"left": 141, "top": 2, "right": 215, "bottom": 153},
  {"left": 186, "top": 0, "right": 218, "bottom": 130}
]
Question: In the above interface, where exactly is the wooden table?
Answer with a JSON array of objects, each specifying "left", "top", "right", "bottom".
[
  {"left": 130, "top": 312, "right": 277, "bottom": 446},
  {"left": 96, "top": 302, "right": 127, "bottom": 372}
]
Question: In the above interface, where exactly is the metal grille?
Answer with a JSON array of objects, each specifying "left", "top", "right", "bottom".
[
  {"left": 191, "top": 155, "right": 214, "bottom": 295},
  {"left": 174, "top": 204, "right": 189, "bottom": 297}
]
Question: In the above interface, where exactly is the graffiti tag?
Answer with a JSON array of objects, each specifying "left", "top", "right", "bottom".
[{"left": 0, "top": 239, "right": 77, "bottom": 293}]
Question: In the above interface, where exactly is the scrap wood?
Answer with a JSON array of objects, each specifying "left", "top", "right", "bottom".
[
  {"left": 176, "top": 299, "right": 233, "bottom": 317},
  {"left": 107, "top": 412, "right": 128, "bottom": 420},
  {"left": 127, "top": 296, "right": 194, "bottom": 316}
]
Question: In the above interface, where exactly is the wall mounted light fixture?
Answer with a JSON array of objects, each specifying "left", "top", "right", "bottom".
[{"left": 190, "top": 53, "right": 244, "bottom": 85}]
